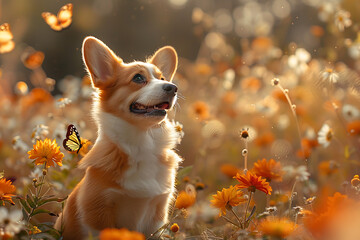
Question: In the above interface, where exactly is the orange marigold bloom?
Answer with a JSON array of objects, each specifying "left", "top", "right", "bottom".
[
  {"left": 99, "top": 228, "right": 145, "bottom": 240},
  {"left": 258, "top": 217, "right": 297, "bottom": 239},
  {"left": 0, "top": 178, "right": 16, "bottom": 205},
  {"left": 28, "top": 138, "right": 64, "bottom": 168},
  {"left": 303, "top": 192, "right": 354, "bottom": 238},
  {"left": 255, "top": 132, "right": 275, "bottom": 147},
  {"left": 78, "top": 138, "right": 92, "bottom": 157},
  {"left": 170, "top": 223, "right": 180, "bottom": 233},
  {"left": 175, "top": 190, "right": 196, "bottom": 209},
  {"left": 351, "top": 175, "right": 360, "bottom": 187},
  {"left": 234, "top": 171, "right": 272, "bottom": 195},
  {"left": 220, "top": 164, "right": 241, "bottom": 178},
  {"left": 318, "top": 160, "right": 339, "bottom": 176},
  {"left": 211, "top": 185, "right": 246, "bottom": 216},
  {"left": 189, "top": 101, "right": 210, "bottom": 121},
  {"left": 347, "top": 120, "right": 360, "bottom": 136},
  {"left": 252, "top": 158, "right": 284, "bottom": 182}
]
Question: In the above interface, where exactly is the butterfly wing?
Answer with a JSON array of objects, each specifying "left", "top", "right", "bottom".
[
  {"left": 42, "top": 12, "right": 62, "bottom": 31},
  {"left": 63, "top": 124, "right": 82, "bottom": 153},
  {"left": 0, "top": 41, "right": 15, "bottom": 54},
  {"left": 0, "top": 23, "right": 13, "bottom": 42},
  {"left": 57, "top": 3, "right": 73, "bottom": 29},
  {"left": 0, "top": 23, "right": 14, "bottom": 54}
]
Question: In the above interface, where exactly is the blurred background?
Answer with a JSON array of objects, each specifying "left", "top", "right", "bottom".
[
  {"left": 1, "top": 0, "right": 360, "bottom": 239},
  {"left": 1, "top": 0, "right": 359, "bottom": 94}
]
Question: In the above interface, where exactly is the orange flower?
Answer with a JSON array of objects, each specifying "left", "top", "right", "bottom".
[
  {"left": 99, "top": 228, "right": 145, "bottom": 240},
  {"left": 347, "top": 120, "right": 360, "bottom": 136},
  {"left": 258, "top": 217, "right": 297, "bottom": 238},
  {"left": 211, "top": 185, "right": 246, "bottom": 216},
  {"left": 251, "top": 37, "right": 273, "bottom": 52},
  {"left": 220, "top": 164, "right": 241, "bottom": 178},
  {"left": 170, "top": 223, "right": 180, "bottom": 233},
  {"left": 28, "top": 138, "right": 64, "bottom": 168},
  {"left": 318, "top": 160, "right": 339, "bottom": 176},
  {"left": 234, "top": 171, "right": 272, "bottom": 195},
  {"left": 78, "top": 138, "right": 92, "bottom": 157},
  {"left": 175, "top": 190, "right": 196, "bottom": 209},
  {"left": 303, "top": 192, "right": 353, "bottom": 238},
  {"left": 189, "top": 101, "right": 210, "bottom": 121},
  {"left": 310, "top": 25, "right": 324, "bottom": 37},
  {"left": 0, "top": 178, "right": 16, "bottom": 205},
  {"left": 195, "top": 63, "right": 212, "bottom": 76},
  {"left": 351, "top": 175, "right": 360, "bottom": 187},
  {"left": 252, "top": 159, "right": 283, "bottom": 182},
  {"left": 255, "top": 132, "right": 275, "bottom": 147},
  {"left": 241, "top": 77, "right": 262, "bottom": 93}
]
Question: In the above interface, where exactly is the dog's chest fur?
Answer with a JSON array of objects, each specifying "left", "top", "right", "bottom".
[
  {"left": 98, "top": 111, "right": 179, "bottom": 196},
  {"left": 76, "top": 112, "right": 180, "bottom": 235}
]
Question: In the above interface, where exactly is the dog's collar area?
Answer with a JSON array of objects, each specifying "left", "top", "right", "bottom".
[{"left": 130, "top": 102, "right": 170, "bottom": 116}]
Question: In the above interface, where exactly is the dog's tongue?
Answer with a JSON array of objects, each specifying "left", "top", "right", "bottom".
[{"left": 155, "top": 102, "right": 169, "bottom": 110}]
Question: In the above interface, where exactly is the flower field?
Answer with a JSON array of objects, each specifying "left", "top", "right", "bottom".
[{"left": 1, "top": 0, "right": 360, "bottom": 239}]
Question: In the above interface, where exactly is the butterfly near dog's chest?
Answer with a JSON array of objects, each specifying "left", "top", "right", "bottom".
[{"left": 63, "top": 124, "right": 82, "bottom": 153}]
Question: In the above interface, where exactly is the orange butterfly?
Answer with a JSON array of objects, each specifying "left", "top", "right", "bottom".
[
  {"left": 0, "top": 23, "right": 15, "bottom": 54},
  {"left": 42, "top": 3, "right": 73, "bottom": 31},
  {"left": 21, "top": 48, "right": 45, "bottom": 69}
]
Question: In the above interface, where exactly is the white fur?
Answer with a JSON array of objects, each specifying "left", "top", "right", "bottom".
[{"left": 97, "top": 111, "right": 179, "bottom": 198}]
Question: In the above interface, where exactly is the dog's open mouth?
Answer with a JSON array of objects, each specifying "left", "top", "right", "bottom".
[{"left": 130, "top": 102, "right": 170, "bottom": 116}]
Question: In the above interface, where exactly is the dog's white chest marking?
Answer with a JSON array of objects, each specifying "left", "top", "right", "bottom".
[{"left": 98, "top": 112, "right": 178, "bottom": 198}]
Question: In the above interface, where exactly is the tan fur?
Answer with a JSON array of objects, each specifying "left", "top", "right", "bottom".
[{"left": 55, "top": 37, "right": 181, "bottom": 239}]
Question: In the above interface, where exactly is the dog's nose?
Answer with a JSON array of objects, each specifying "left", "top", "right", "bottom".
[{"left": 162, "top": 83, "right": 178, "bottom": 94}]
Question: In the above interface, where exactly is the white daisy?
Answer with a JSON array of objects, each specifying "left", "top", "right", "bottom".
[
  {"left": 172, "top": 120, "right": 185, "bottom": 144},
  {"left": 348, "top": 42, "right": 360, "bottom": 60},
  {"left": 11, "top": 136, "right": 29, "bottom": 152},
  {"left": 321, "top": 68, "right": 339, "bottom": 83},
  {"left": 29, "top": 167, "right": 43, "bottom": 180},
  {"left": 342, "top": 104, "right": 360, "bottom": 122},
  {"left": 317, "top": 123, "right": 333, "bottom": 148},
  {"left": 32, "top": 124, "right": 49, "bottom": 143},
  {"left": 0, "top": 207, "right": 24, "bottom": 235},
  {"left": 334, "top": 10, "right": 352, "bottom": 32},
  {"left": 288, "top": 48, "right": 311, "bottom": 75},
  {"left": 283, "top": 165, "right": 310, "bottom": 182}
]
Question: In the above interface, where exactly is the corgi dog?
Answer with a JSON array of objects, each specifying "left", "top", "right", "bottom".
[{"left": 54, "top": 36, "right": 182, "bottom": 239}]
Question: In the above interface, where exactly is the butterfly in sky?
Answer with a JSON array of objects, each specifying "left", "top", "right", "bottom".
[
  {"left": 63, "top": 124, "right": 82, "bottom": 153},
  {"left": 42, "top": 3, "right": 73, "bottom": 31},
  {"left": 0, "top": 23, "right": 15, "bottom": 54}
]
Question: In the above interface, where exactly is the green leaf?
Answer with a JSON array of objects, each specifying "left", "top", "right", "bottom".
[
  {"left": 37, "top": 196, "right": 68, "bottom": 207},
  {"left": 246, "top": 205, "right": 256, "bottom": 222},
  {"left": 22, "top": 208, "right": 29, "bottom": 222},
  {"left": 19, "top": 197, "right": 31, "bottom": 213},
  {"left": 30, "top": 208, "right": 51, "bottom": 217},
  {"left": 27, "top": 194, "right": 36, "bottom": 208},
  {"left": 176, "top": 165, "right": 193, "bottom": 181}
]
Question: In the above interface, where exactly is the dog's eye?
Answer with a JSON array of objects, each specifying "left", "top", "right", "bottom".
[{"left": 132, "top": 74, "right": 146, "bottom": 84}]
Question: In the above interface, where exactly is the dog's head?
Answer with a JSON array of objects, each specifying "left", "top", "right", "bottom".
[{"left": 82, "top": 37, "right": 178, "bottom": 129}]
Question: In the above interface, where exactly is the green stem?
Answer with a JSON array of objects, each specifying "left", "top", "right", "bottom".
[
  {"left": 230, "top": 207, "right": 243, "bottom": 228},
  {"left": 244, "top": 191, "right": 253, "bottom": 226},
  {"left": 288, "top": 179, "right": 298, "bottom": 216},
  {"left": 221, "top": 215, "right": 240, "bottom": 228},
  {"left": 278, "top": 84, "right": 305, "bottom": 162}
]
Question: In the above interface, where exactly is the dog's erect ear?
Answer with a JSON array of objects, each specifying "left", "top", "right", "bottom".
[
  {"left": 82, "top": 36, "right": 120, "bottom": 88},
  {"left": 149, "top": 46, "right": 178, "bottom": 82}
]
